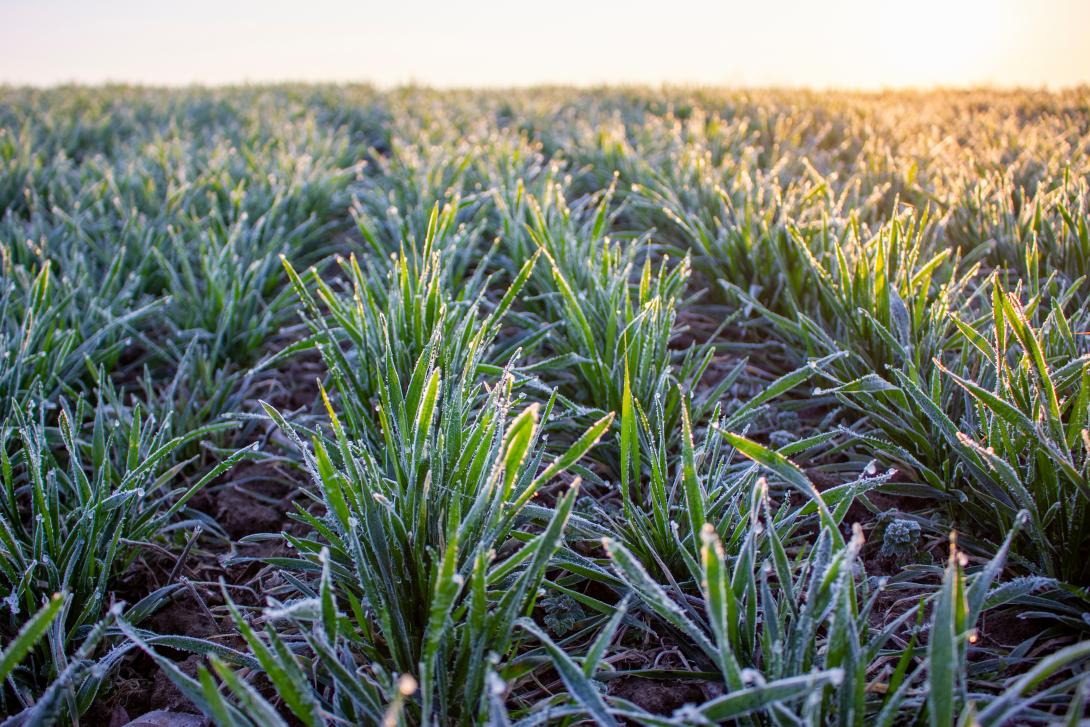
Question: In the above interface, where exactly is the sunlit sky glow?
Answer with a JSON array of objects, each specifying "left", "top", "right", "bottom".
[{"left": 3, "top": 0, "right": 1088, "bottom": 89}]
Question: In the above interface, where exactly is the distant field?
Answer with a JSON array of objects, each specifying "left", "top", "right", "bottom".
[{"left": 1, "top": 85, "right": 1088, "bottom": 725}]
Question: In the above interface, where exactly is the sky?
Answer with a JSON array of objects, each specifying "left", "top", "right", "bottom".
[{"left": 2, "top": 0, "right": 1088, "bottom": 89}]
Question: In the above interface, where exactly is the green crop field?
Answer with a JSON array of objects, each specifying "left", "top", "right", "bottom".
[{"left": 1, "top": 85, "right": 1089, "bottom": 725}]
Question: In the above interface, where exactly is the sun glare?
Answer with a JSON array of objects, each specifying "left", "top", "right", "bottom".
[{"left": 874, "top": 0, "right": 1007, "bottom": 87}]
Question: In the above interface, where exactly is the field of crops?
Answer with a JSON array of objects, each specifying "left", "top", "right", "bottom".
[{"left": 1, "top": 85, "right": 1089, "bottom": 725}]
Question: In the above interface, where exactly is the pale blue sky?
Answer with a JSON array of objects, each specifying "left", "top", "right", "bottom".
[{"left": 2, "top": 0, "right": 1088, "bottom": 88}]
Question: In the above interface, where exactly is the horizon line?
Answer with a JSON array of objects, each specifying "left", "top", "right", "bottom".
[{"left": 3, "top": 79, "right": 1088, "bottom": 94}]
